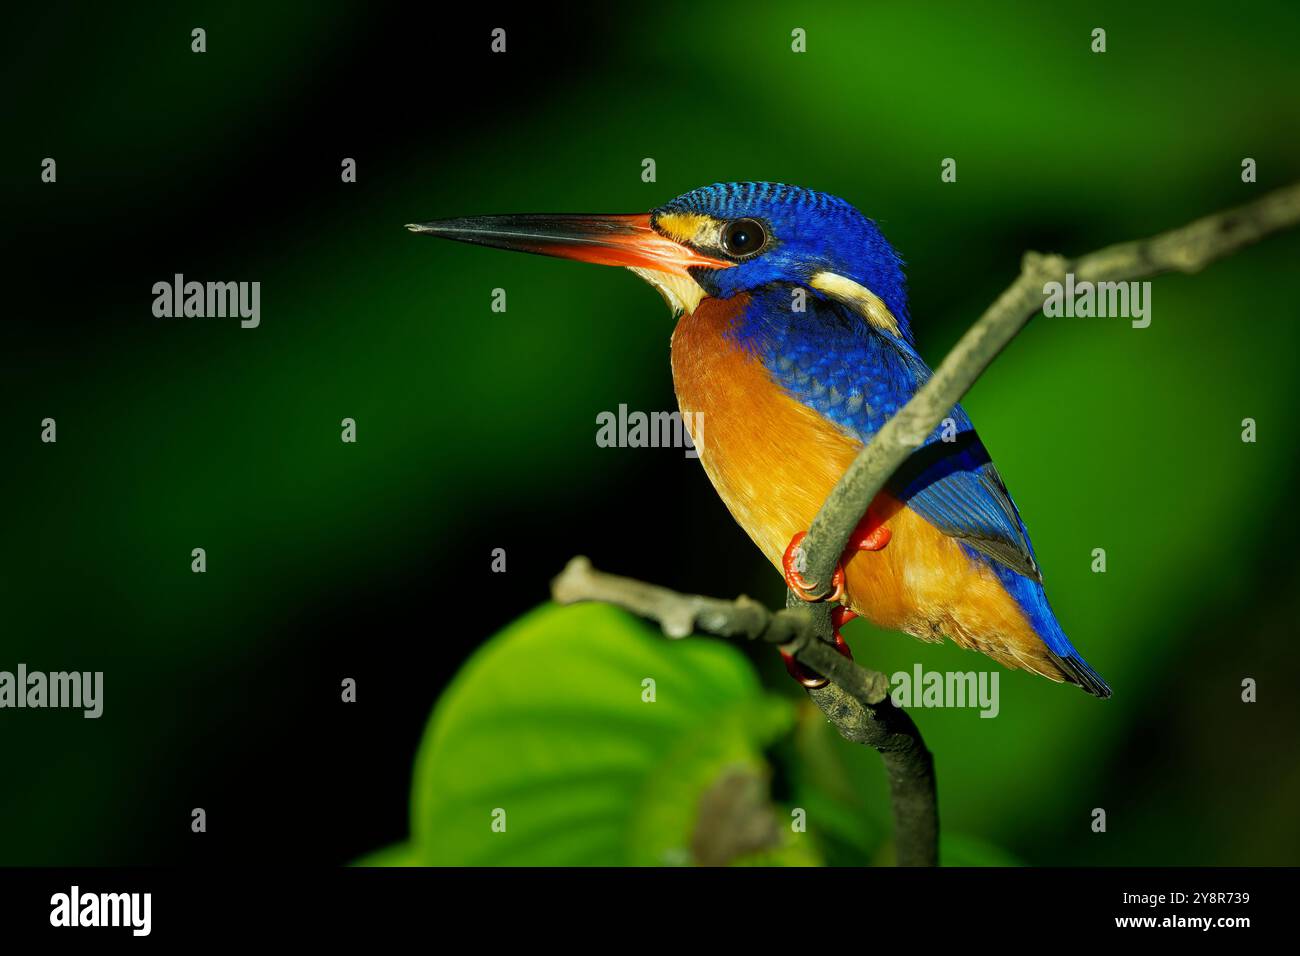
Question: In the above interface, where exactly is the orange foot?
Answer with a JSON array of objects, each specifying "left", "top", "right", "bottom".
[
  {"left": 779, "top": 509, "right": 890, "bottom": 689},
  {"left": 782, "top": 531, "right": 844, "bottom": 602},
  {"left": 781, "top": 513, "right": 892, "bottom": 603},
  {"left": 781, "top": 607, "right": 858, "bottom": 689}
]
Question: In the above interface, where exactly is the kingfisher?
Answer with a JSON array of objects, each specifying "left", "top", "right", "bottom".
[{"left": 408, "top": 183, "right": 1111, "bottom": 697}]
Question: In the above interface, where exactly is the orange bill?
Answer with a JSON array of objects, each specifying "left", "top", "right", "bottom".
[{"left": 406, "top": 213, "right": 732, "bottom": 276}]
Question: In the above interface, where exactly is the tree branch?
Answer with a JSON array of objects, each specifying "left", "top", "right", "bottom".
[
  {"left": 552, "top": 182, "right": 1300, "bottom": 869},
  {"left": 552, "top": 557, "right": 890, "bottom": 704}
]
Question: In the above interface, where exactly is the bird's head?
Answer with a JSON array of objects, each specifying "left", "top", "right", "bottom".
[{"left": 408, "top": 181, "right": 911, "bottom": 342}]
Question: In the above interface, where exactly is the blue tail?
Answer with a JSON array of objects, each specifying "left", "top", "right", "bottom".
[{"left": 985, "top": 559, "right": 1112, "bottom": 698}]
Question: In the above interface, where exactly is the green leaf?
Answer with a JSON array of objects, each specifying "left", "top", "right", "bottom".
[
  {"left": 352, "top": 843, "right": 419, "bottom": 867},
  {"left": 409, "top": 603, "right": 799, "bottom": 866}
]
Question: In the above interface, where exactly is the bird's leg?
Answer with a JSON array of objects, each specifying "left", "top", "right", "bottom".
[
  {"left": 780, "top": 606, "right": 857, "bottom": 689},
  {"left": 780, "top": 508, "right": 886, "bottom": 688},
  {"left": 781, "top": 508, "right": 891, "bottom": 603}
]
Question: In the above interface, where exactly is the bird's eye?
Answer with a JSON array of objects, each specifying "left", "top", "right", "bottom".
[{"left": 721, "top": 218, "right": 767, "bottom": 256}]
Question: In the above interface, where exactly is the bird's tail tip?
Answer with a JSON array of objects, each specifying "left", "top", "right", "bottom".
[{"left": 1052, "top": 652, "right": 1112, "bottom": 699}]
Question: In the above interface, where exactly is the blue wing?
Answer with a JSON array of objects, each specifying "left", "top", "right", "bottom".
[
  {"left": 889, "top": 410, "right": 1042, "bottom": 583},
  {"left": 754, "top": 295, "right": 1110, "bottom": 696},
  {"left": 881, "top": 343, "right": 1110, "bottom": 696}
]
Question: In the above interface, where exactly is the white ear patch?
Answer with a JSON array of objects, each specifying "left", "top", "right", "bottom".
[{"left": 810, "top": 271, "right": 902, "bottom": 336}]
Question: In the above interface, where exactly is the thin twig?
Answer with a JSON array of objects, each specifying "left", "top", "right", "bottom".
[{"left": 552, "top": 557, "right": 890, "bottom": 704}]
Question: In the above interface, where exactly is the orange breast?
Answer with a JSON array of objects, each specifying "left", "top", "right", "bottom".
[{"left": 670, "top": 296, "right": 1070, "bottom": 682}]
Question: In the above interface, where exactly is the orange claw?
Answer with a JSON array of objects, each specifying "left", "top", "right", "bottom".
[{"left": 782, "top": 531, "right": 846, "bottom": 603}]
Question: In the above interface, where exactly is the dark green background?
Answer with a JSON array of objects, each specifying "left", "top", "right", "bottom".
[{"left": 2, "top": 0, "right": 1297, "bottom": 865}]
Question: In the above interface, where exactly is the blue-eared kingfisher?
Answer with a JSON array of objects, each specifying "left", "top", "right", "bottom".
[{"left": 408, "top": 182, "right": 1111, "bottom": 697}]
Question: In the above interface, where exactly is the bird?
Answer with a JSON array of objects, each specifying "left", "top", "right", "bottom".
[{"left": 408, "top": 182, "right": 1111, "bottom": 698}]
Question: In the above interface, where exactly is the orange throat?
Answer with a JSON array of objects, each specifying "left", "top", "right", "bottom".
[{"left": 669, "top": 294, "right": 862, "bottom": 566}]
